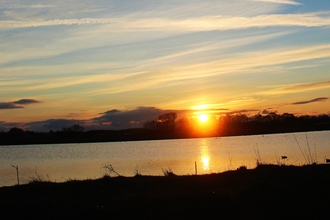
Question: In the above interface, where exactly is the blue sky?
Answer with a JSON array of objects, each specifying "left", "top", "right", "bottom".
[{"left": 0, "top": 0, "right": 330, "bottom": 131}]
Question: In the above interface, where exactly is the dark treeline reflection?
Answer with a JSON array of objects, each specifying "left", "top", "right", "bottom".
[{"left": 1, "top": 113, "right": 330, "bottom": 145}]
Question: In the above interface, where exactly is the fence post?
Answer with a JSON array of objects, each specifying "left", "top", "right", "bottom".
[{"left": 12, "top": 165, "right": 19, "bottom": 185}]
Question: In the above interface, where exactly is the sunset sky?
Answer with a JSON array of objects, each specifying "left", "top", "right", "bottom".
[{"left": 1, "top": 0, "right": 330, "bottom": 132}]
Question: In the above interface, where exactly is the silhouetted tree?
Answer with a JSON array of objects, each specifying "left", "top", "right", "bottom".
[
  {"left": 143, "top": 120, "right": 158, "bottom": 130},
  {"left": 62, "top": 124, "right": 84, "bottom": 132},
  {"left": 8, "top": 127, "right": 24, "bottom": 137},
  {"left": 157, "top": 112, "right": 177, "bottom": 131},
  {"left": 143, "top": 112, "right": 178, "bottom": 131},
  {"left": 175, "top": 117, "right": 192, "bottom": 132}
]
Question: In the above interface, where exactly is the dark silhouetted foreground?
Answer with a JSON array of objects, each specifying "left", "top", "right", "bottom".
[{"left": 1, "top": 164, "right": 330, "bottom": 219}]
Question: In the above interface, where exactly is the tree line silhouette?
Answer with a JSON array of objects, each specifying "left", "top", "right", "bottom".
[
  {"left": 0, "top": 113, "right": 329, "bottom": 145},
  {"left": 144, "top": 112, "right": 330, "bottom": 137}
]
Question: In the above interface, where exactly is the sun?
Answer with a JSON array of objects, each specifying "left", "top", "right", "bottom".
[{"left": 197, "top": 114, "right": 209, "bottom": 123}]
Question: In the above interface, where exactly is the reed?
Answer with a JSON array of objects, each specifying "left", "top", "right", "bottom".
[
  {"left": 28, "top": 171, "right": 51, "bottom": 184},
  {"left": 103, "top": 164, "right": 121, "bottom": 177},
  {"left": 293, "top": 133, "right": 317, "bottom": 165},
  {"left": 134, "top": 166, "right": 142, "bottom": 177},
  {"left": 253, "top": 144, "right": 263, "bottom": 166},
  {"left": 226, "top": 147, "right": 234, "bottom": 170}
]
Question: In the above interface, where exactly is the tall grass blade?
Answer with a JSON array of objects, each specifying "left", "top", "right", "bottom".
[
  {"left": 305, "top": 133, "right": 313, "bottom": 164},
  {"left": 253, "top": 144, "right": 262, "bottom": 166},
  {"left": 293, "top": 134, "right": 308, "bottom": 164},
  {"left": 226, "top": 147, "right": 233, "bottom": 169}
]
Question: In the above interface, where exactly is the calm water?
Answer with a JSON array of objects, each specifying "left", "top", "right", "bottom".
[{"left": 0, "top": 131, "right": 329, "bottom": 187}]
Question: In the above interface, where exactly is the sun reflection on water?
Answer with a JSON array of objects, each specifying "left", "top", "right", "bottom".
[
  {"left": 201, "top": 156, "right": 209, "bottom": 170},
  {"left": 200, "top": 139, "right": 211, "bottom": 171}
]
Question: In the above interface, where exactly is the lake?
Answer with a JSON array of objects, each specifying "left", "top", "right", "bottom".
[{"left": 0, "top": 130, "right": 329, "bottom": 187}]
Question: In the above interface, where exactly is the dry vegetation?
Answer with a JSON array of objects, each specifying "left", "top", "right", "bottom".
[{"left": 1, "top": 164, "right": 330, "bottom": 219}]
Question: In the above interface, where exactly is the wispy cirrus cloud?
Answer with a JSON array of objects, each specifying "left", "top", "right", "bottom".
[
  {"left": 62, "top": 43, "right": 330, "bottom": 97},
  {"left": 283, "top": 80, "right": 330, "bottom": 92},
  {"left": 227, "top": 109, "right": 260, "bottom": 114},
  {"left": 261, "top": 80, "right": 330, "bottom": 95},
  {"left": 1, "top": 12, "right": 330, "bottom": 30},
  {"left": 0, "top": 4, "right": 55, "bottom": 9},
  {"left": 4, "top": 40, "right": 330, "bottom": 100},
  {"left": 140, "top": 44, "right": 330, "bottom": 89},
  {"left": 252, "top": 0, "right": 302, "bottom": 5}
]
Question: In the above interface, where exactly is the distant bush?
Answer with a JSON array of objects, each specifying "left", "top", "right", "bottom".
[
  {"left": 237, "top": 166, "right": 247, "bottom": 171},
  {"left": 162, "top": 168, "right": 176, "bottom": 177}
]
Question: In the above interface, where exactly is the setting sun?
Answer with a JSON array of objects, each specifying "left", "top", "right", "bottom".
[{"left": 197, "top": 114, "right": 209, "bottom": 123}]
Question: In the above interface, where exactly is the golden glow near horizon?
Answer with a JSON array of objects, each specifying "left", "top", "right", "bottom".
[
  {"left": 193, "top": 104, "right": 209, "bottom": 110},
  {"left": 193, "top": 104, "right": 213, "bottom": 124}
]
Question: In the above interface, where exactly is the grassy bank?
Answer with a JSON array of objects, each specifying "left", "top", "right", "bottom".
[{"left": 1, "top": 164, "right": 330, "bottom": 219}]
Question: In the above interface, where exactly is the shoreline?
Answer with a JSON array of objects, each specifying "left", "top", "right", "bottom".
[
  {"left": 1, "top": 129, "right": 329, "bottom": 146},
  {"left": 1, "top": 164, "right": 330, "bottom": 219}
]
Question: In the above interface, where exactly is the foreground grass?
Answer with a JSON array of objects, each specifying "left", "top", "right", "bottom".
[{"left": 1, "top": 164, "right": 330, "bottom": 219}]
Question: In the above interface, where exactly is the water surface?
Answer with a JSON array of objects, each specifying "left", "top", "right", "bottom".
[{"left": 1, "top": 131, "right": 329, "bottom": 187}]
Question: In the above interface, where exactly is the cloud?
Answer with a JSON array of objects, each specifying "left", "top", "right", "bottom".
[
  {"left": 0, "top": 102, "right": 23, "bottom": 109},
  {"left": 1, "top": 12, "right": 330, "bottom": 30},
  {"left": 227, "top": 109, "right": 260, "bottom": 114},
  {"left": 16, "top": 106, "right": 184, "bottom": 131},
  {"left": 0, "top": 4, "right": 55, "bottom": 9},
  {"left": 0, "top": 99, "right": 42, "bottom": 109},
  {"left": 26, "top": 119, "right": 85, "bottom": 132},
  {"left": 259, "top": 97, "right": 328, "bottom": 115},
  {"left": 290, "top": 97, "right": 328, "bottom": 105},
  {"left": 102, "top": 109, "right": 121, "bottom": 114},
  {"left": 68, "top": 43, "right": 330, "bottom": 98},
  {"left": 21, "top": 71, "right": 137, "bottom": 91},
  {"left": 0, "top": 121, "right": 24, "bottom": 131},
  {"left": 67, "top": 111, "right": 86, "bottom": 118},
  {"left": 262, "top": 109, "right": 278, "bottom": 114},
  {"left": 92, "top": 106, "right": 176, "bottom": 129},
  {"left": 13, "top": 99, "right": 41, "bottom": 105},
  {"left": 0, "top": 18, "right": 122, "bottom": 29},
  {"left": 252, "top": 0, "right": 302, "bottom": 5},
  {"left": 261, "top": 80, "right": 330, "bottom": 95},
  {"left": 283, "top": 81, "right": 330, "bottom": 92},
  {"left": 7, "top": 42, "right": 330, "bottom": 99}
]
